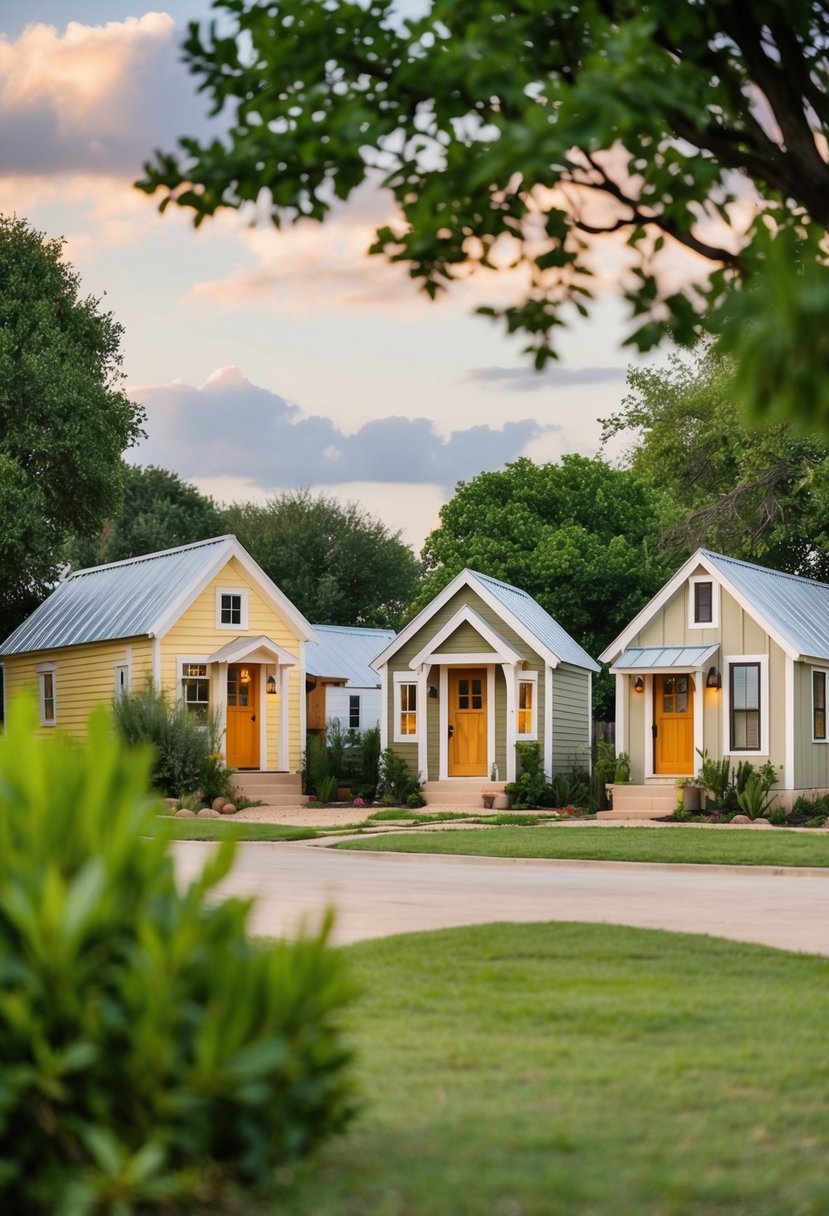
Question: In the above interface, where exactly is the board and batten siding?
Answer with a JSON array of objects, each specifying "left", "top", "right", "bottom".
[
  {"left": 161, "top": 555, "right": 303, "bottom": 772},
  {"left": 2, "top": 638, "right": 153, "bottom": 738},
  {"left": 793, "top": 662, "right": 829, "bottom": 790},
  {"left": 551, "top": 664, "right": 590, "bottom": 774}
]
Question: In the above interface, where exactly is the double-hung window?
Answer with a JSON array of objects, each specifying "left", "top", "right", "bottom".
[
  {"left": 813, "top": 670, "right": 827, "bottom": 742},
  {"left": 689, "top": 576, "right": 718, "bottom": 628},
  {"left": 349, "top": 695, "right": 361, "bottom": 730},
  {"left": 394, "top": 676, "right": 417, "bottom": 741},
  {"left": 516, "top": 675, "right": 537, "bottom": 739},
  {"left": 181, "top": 662, "right": 209, "bottom": 721},
  {"left": 38, "top": 665, "right": 57, "bottom": 726},
  {"left": 730, "top": 661, "right": 761, "bottom": 751}
]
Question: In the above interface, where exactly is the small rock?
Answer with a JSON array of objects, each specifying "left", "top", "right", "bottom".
[
  {"left": 197, "top": 808, "right": 221, "bottom": 819},
  {"left": 164, "top": 797, "right": 181, "bottom": 810},
  {"left": 219, "top": 802, "right": 237, "bottom": 815},
  {"left": 751, "top": 817, "right": 772, "bottom": 827},
  {"left": 730, "top": 814, "right": 751, "bottom": 824},
  {"left": 212, "top": 797, "right": 229, "bottom": 812},
  {"left": 174, "top": 808, "right": 196, "bottom": 818}
]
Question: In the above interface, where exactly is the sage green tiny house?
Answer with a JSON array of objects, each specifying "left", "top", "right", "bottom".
[
  {"left": 600, "top": 548, "right": 829, "bottom": 811},
  {"left": 371, "top": 569, "right": 599, "bottom": 801}
]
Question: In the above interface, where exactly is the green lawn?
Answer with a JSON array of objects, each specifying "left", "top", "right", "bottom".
[
  {"left": 337, "top": 824, "right": 829, "bottom": 867},
  {"left": 151, "top": 817, "right": 318, "bottom": 842},
  {"left": 274, "top": 922, "right": 829, "bottom": 1215}
]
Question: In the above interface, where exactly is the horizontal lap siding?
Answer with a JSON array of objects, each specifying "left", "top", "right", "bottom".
[
  {"left": 551, "top": 664, "right": 590, "bottom": 774},
  {"left": 794, "top": 663, "right": 829, "bottom": 789},
  {"left": 3, "top": 639, "right": 153, "bottom": 738},
  {"left": 162, "top": 557, "right": 303, "bottom": 772}
]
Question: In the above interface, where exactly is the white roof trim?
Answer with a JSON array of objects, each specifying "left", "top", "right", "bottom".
[
  {"left": 206, "top": 634, "right": 298, "bottom": 666},
  {"left": 372, "top": 569, "right": 561, "bottom": 671},
  {"left": 408, "top": 605, "right": 522, "bottom": 669},
  {"left": 152, "top": 536, "right": 316, "bottom": 643},
  {"left": 598, "top": 550, "right": 799, "bottom": 663}
]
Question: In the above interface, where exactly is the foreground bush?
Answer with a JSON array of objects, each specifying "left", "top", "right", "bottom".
[{"left": 0, "top": 697, "right": 355, "bottom": 1214}]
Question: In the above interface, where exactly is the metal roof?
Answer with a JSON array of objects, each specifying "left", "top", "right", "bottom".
[
  {"left": 702, "top": 550, "right": 829, "bottom": 661},
  {"left": 306, "top": 624, "right": 395, "bottom": 686},
  {"left": 612, "top": 644, "right": 719, "bottom": 672},
  {"left": 0, "top": 536, "right": 236, "bottom": 655},
  {"left": 470, "top": 570, "right": 600, "bottom": 672}
]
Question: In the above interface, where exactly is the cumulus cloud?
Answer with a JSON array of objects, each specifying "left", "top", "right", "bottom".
[
  {"left": 462, "top": 365, "right": 626, "bottom": 392},
  {"left": 130, "top": 366, "right": 554, "bottom": 491},
  {"left": 0, "top": 14, "right": 213, "bottom": 177}
]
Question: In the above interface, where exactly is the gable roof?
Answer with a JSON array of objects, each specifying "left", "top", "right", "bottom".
[
  {"left": 306, "top": 624, "right": 395, "bottom": 687},
  {"left": 371, "top": 569, "right": 599, "bottom": 673},
  {"left": 599, "top": 548, "right": 829, "bottom": 665},
  {"left": 0, "top": 535, "right": 315, "bottom": 656}
]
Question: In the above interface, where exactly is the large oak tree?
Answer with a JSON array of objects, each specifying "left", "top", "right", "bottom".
[{"left": 140, "top": 0, "right": 829, "bottom": 425}]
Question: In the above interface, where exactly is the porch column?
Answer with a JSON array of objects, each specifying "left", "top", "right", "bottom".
[
  {"left": 279, "top": 664, "right": 290, "bottom": 771},
  {"left": 693, "top": 667, "right": 704, "bottom": 769},
  {"left": 416, "top": 664, "right": 429, "bottom": 780},
  {"left": 502, "top": 662, "right": 518, "bottom": 782}
]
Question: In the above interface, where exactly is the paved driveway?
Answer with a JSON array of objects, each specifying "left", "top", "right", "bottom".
[{"left": 172, "top": 841, "right": 829, "bottom": 956}]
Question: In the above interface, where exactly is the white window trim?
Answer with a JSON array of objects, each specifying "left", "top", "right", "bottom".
[
  {"left": 215, "top": 586, "right": 249, "bottom": 631},
  {"left": 393, "top": 671, "right": 418, "bottom": 744},
  {"left": 36, "top": 662, "right": 57, "bottom": 726},
  {"left": 723, "top": 654, "right": 768, "bottom": 757},
  {"left": 114, "top": 658, "right": 131, "bottom": 700},
  {"left": 811, "top": 666, "right": 828, "bottom": 744},
  {"left": 516, "top": 671, "right": 539, "bottom": 741},
  {"left": 688, "top": 576, "right": 719, "bottom": 629}
]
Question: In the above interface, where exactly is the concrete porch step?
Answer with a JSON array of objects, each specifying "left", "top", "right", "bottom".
[
  {"left": 602, "top": 781, "right": 679, "bottom": 820},
  {"left": 233, "top": 771, "right": 306, "bottom": 807},
  {"left": 423, "top": 779, "right": 506, "bottom": 807}
]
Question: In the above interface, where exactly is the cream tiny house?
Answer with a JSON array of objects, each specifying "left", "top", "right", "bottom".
[
  {"left": 0, "top": 536, "right": 313, "bottom": 783},
  {"left": 600, "top": 548, "right": 829, "bottom": 811},
  {"left": 373, "top": 569, "right": 598, "bottom": 804}
]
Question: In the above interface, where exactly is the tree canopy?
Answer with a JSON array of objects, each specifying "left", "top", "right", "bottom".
[
  {"left": 140, "top": 0, "right": 829, "bottom": 425},
  {"left": 415, "top": 456, "right": 674, "bottom": 717},
  {"left": 602, "top": 348, "right": 829, "bottom": 578},
  {"left": 224, "top": 489, "right": 421, "bottom": 629},
  {"left": 0, "top": 216, "right": 144, "bottom": 639},
  {"left": 65, "top": 464, "right": 226, "bottom": 570}
]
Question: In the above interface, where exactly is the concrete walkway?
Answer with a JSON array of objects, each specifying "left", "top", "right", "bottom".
[{"left": 171, "top": 839, "right": 829, "bottom": 956}]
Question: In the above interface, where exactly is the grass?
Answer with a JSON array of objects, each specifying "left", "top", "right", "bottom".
[
  {"left": 274, "top": 922, "right": 829, "bottom": 1215},
  {"left": 150, "top": 817, "right": 318, "bottom": 842},
  {"left": 336, "top": 824, "right": 829, "bottom": 867}
]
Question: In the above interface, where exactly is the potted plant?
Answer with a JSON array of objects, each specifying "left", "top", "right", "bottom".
[
  {"left": 677, "top": 776, "right": 702, "bottom": 812},
  {"left": 613, "top": 752, "right": 631, "bottom": 783}
]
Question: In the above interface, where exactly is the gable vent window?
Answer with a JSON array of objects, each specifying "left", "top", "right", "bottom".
[
  {"left": 694, "top": 581, "right": 713, "bottom": 624},
  {"left": 221, "top": 593, "right": 242, "bottom": 626}
]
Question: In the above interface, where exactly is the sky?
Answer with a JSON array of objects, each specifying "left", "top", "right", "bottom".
[{"left": 1, "top": 0, "right": 659, "bottom": 552}]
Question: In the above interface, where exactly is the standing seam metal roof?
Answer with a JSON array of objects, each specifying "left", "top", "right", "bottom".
[
  {"left": 470, "top": 570, "right": 600, "bottom": 672},
  {"left": 306, "top": 624, "right": 395, "bottom": 686},
  {"left": 0, "top": 536, "right": 234, "bottom": 655},
  {"left": 702, "top": 550, "right": 829, "bottom": 661}
]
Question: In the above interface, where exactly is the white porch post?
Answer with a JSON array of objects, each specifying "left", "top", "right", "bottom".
[
  {"left": 279, "top": 664, "right": 290, "bottom": 771},
  {"left": 784, "top": 655, "right": 795, "bottom": 789},
  {"left": 503, "top": 662, "right": 517, "bottom": 782},
  {"left": 545, "top": 665, "right": 554, "bottom": 780},
  {"left": 216, "top": 661, "right": 228, "bottom": 760},
  {"left": 615, "top": 671, "right": 626, "bottom": 757},
  {"left": 416, "top": 664, "right": 429, "bottom": 779},
  {"left": 694, "top": 667, "right": 704, "bottom": 771},
  {"left": 258, "top": 666, "right": 267, "bottom": 771},
  {"left": 439, "top": 666, "right": 449, "bottom": 780}
]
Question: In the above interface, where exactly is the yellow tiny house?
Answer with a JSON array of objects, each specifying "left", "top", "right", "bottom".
[{"left": 0, "top": 536, "right": 314, "bottom": 777}]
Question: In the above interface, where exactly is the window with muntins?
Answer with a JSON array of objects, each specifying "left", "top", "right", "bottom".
[
  {"left": 182, "top": 662, "right": 209, "bottom": 720},
  {"left": 39, "top": 670, "right": 56, "bottom": 725},
  {"left": 399, "top": 683, "right": 417, "bottom": 736},
  {"left": 517, "top": 679, "right": 534, "bottom": 736},
  {"left": 220, "top": 593, "right": 242, "bottom": 626},
  {"left": 349, "top": 695, "right": 360, "bottom": 729},
  {"left": 813, "top": 670, "right": 827, "bottom": 741},
  {"left": 730, "top": 662, "right": 760, "bottom": 750}
]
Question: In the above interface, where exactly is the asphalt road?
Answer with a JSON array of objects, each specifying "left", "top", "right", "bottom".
[{"left": 171, "top": 840, "right": 829, "bottom": 956}]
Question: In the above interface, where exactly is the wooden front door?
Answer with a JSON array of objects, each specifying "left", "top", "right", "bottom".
[
  {"left": 227, "top": 664, "right": 259, "bottom": 769},
  {"left": 448, "top": 668, "right": 488, "bottom": 777},
  {"left": 654, "top": 674, "right": 694, "bottom": 774}
]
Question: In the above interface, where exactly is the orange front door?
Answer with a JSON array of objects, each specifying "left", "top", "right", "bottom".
[
  {"left": 448, "top": 668, "right": 488, "bottom": 777},
  {"left": 654, "top": 674, "right": 694, "bottom": 774},
  {"left": 227, "top": 664, "right": 259, "bottom": 769}
]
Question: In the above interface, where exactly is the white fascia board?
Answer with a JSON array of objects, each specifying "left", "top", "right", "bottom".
[
  {"left": 370, "top": 569, "right": 474, "bottom": 671},
  {"left": 705, "top": 569, "right": 799, "bottom": 661},
  {"left": 149, "top": 537, "right": 236, "bottom": 642},
  {"left": 408, "top": 604, "right": 523, "bottom": 669},
  {"left": 466, "top": 576, "right": 563, "bottom": 669},
  {"left": 206, "top": 634, "right": 299, "bottom": 666}
]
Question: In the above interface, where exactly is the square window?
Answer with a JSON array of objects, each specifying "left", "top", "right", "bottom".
[{"left": 220, "top": 593, "right": 242, "bottom": 625}]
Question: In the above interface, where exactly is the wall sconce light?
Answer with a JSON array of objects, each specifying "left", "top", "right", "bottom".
[
  {"left": 633, "top": 676, "right": 644, "bottom": 694},
  {"left": 240, "top": 667, "right": 250, "bottom": 684},
  {"left": 706, "top": 666, "right": 722, "bottom": 689},
  {"left": 266, "top": 675, "right": 277, "bottom": 695},
  {"left": 428, "top": 684, "right": 438, "bottom": 699}
]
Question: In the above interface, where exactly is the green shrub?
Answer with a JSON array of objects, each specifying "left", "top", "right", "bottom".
[
  {"left": 505, "top": 742, "right": 547, "bottom": 809},
  {"left": 591, "top": 740, "right": 616, "bottom": 810},
  {"left": 696, "top": 749, "right": 732, "bottom": 807},
  {"left": 317, "top": 774, "right": 338, "bottom": 805},
  {"left": 360, "top": 725, "right": 381, "bottom": 794},
  {"left": 769, "top": 807, "right": 787, "bottom": 825},
  {"left": 806, "top": 814, "right": 828, "bottom": 828},
  {"left": 736, "top": 772, "right": 776, "bottom": 820},
  {"left": 0, "top": 696, "right": 355, "bottom": 1214},
  {"left": 377, "top": 748, "right": 421, "bottom": 803},
  {"left": 548, "top": 770, "right": 589, "bottom": 810},
  {"left": 112, "top": 678, "right": 220, "bottom": 799},
  {"left": 305, "top": 734, "right": 332, "bottom": 797},
  {"left": 199, "top": 750, "right": 234, "bottom": 805}
]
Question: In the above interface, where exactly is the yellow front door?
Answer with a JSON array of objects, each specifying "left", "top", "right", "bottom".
[
  {"left": 227, "top": 665, "right": 259, "bottom": 769},
  {"left": 448, "top": 668, "right": 488, "bottom": 777},
  {"left": 654, "top": 674, "right": 694, "bottom": 774}
]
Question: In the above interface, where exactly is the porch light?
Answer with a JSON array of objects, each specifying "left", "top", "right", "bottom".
[
  {"left": 633, "top": 676, "right": 644, "bottom": 694},
  {"left": 240, "top": 667, "right": 250, "bottom": 684},
  {"left": 706, "top": 666, "right": 722, "bottom": 689},
  {"left": 266, "top": 675, "right": 277, "bottom": 695},
  {"left": 428, "top": 684, "right": 438, "bottom": 699}
]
